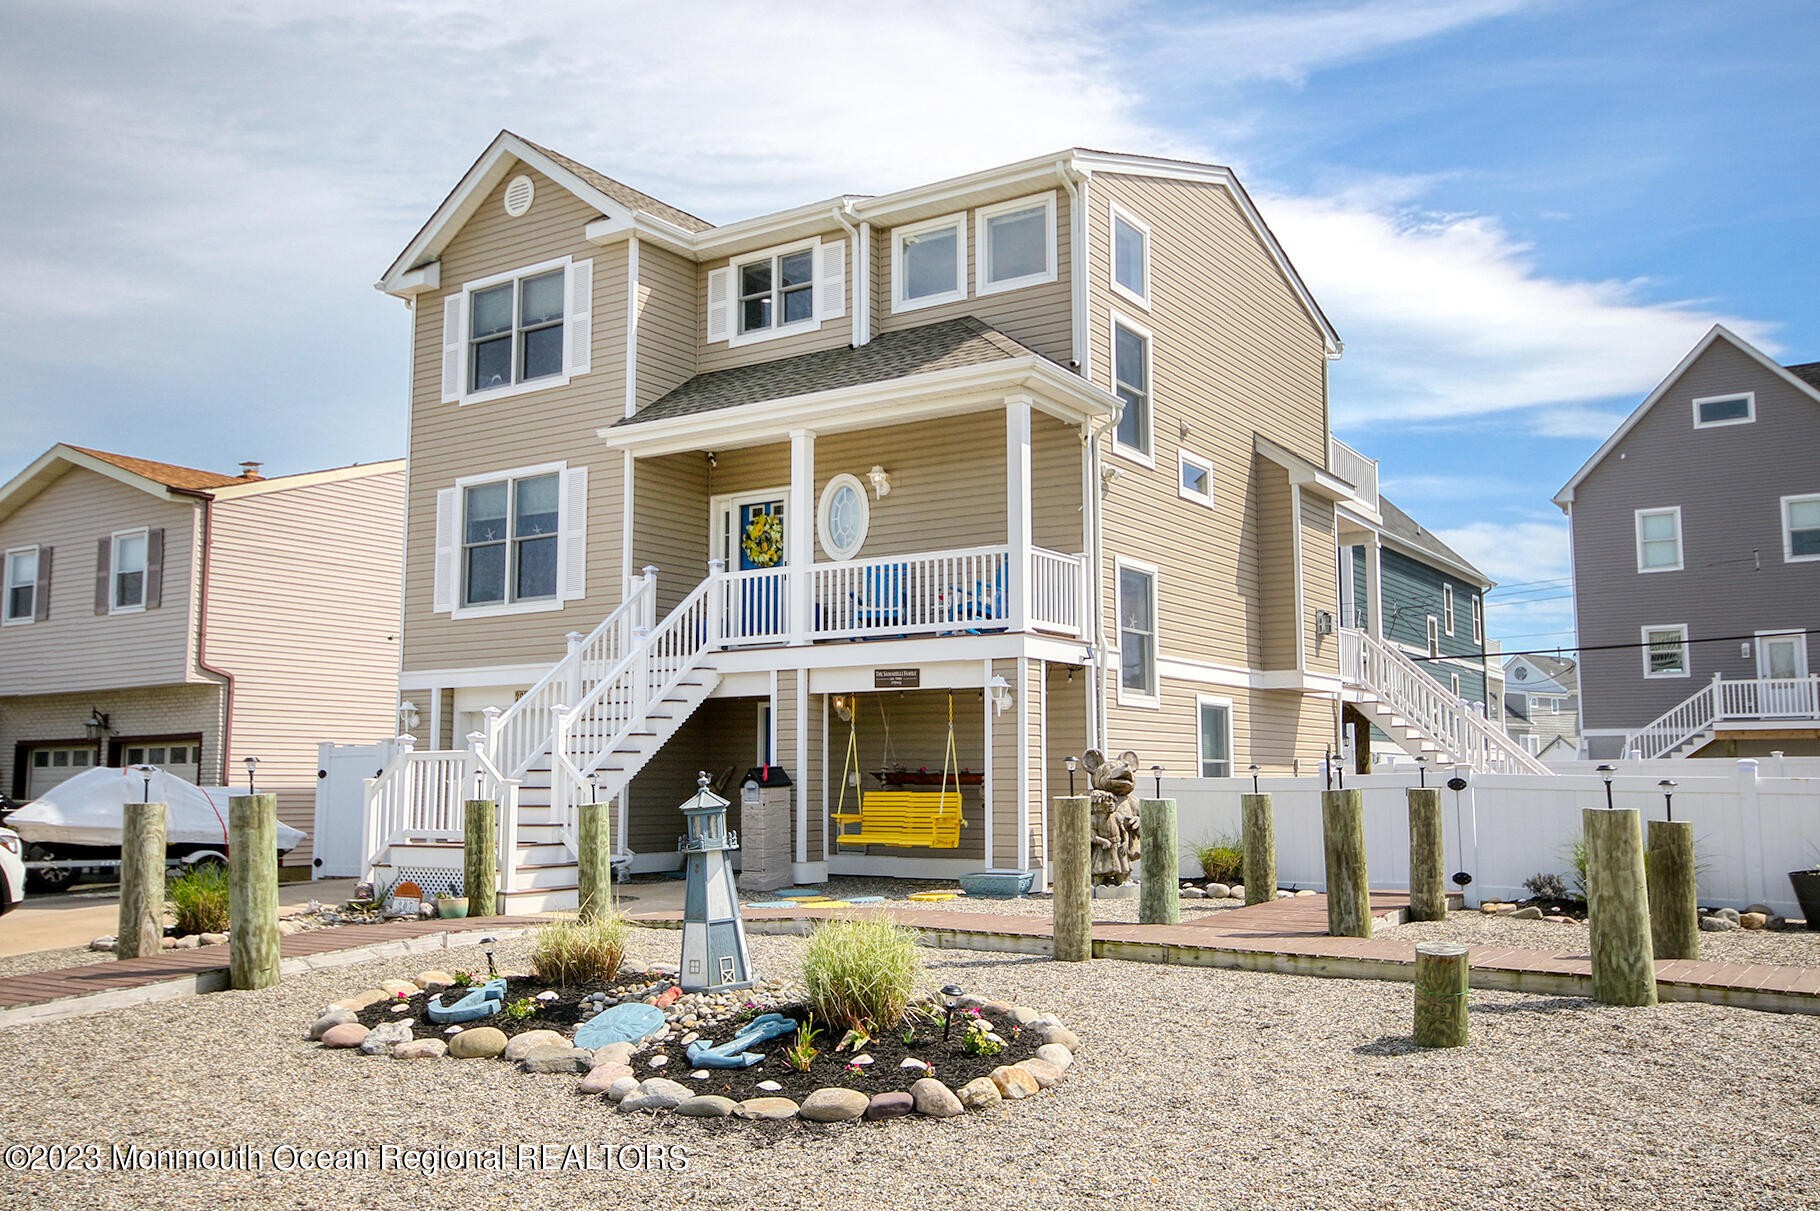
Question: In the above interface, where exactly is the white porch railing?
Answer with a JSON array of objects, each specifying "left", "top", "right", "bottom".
[
  {"left": 1030, "top": 548, "right": 1090, "bottom": 637},
  {"left": 809, "top": 545, "right": 1010, "bottom": 641},
  {"left": 1329, "top": 437, "right": 1378, "bottom": 511},
  {"left": 1340, "top": 628, "right": 1549, "bottom": 775},
  {"left": 1628, "top": 672, "right": 1820, "bottom": 759},
  {"left": 359, "top": 740, "right": 471, "bottom": 871}
]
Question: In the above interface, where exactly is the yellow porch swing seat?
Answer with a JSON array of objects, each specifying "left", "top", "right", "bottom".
[{"left": 831, "top": 694, "right": 967, "bottom": 849}]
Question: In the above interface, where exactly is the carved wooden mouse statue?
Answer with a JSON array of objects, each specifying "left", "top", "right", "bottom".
[{"left": 1080, "top": 749, "right": 1143, "bottom": 885}]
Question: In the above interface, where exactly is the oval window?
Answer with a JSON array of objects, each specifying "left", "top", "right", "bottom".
[{"left": 817, "top": 473, "right": 871, "bottom": 561}]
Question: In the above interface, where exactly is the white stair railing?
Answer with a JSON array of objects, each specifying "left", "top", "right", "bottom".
[
  {"left": 1341, "top": 628, "right": 1550, "bottom": 774},
  {"left": 1626, "top": 672, "right": 1820, "bottom": 759}
]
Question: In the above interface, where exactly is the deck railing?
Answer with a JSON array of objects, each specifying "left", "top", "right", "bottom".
[{"left": 1629, "top": 673, "right": 1820, "bottom": 759}]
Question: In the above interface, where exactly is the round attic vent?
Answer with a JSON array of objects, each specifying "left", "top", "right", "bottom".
[{"left": 503, "top": 174, "right": 535, "bottom": 217}]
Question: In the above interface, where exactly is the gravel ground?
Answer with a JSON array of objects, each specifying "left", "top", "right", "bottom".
[
  {"left": 0, "top": 945, "right": 111, "bottom": 979},
  {"left": 1392, "top": 910, "right": 1820, "bottom": 968},
  {"left": 3, "top": 926, "right": 1817, "bottom": 1210}
]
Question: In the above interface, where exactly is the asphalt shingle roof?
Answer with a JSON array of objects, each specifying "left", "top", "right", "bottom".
[
  {"left": 519, "top": 136, "right": 715, "bottom": 234},
  {"left": 69, "top": 446, "right": 251, "bottom": 491},
  {"left": 618, "top": 317, "right": 1046, "bottom": 427},
  {"left": 1784, "top": 361, "right": 1820, "bottom": 391},
  {"left": 1377, "top": 495, "right": 1489, "bottom": 586}
]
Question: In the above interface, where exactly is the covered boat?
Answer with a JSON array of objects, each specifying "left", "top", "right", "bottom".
[{"left": 8, "top": 765, "right": 305, "bottom": 854}]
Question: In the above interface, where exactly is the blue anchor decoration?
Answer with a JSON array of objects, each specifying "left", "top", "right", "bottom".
[
  {"left": 426, "top": 977, "right": 507, "bottom": 1024},
  {"left": 684, "top": 1013, "right": 801, "bottom": 1069}
]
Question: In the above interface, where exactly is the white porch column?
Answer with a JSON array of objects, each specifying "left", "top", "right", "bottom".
[
  {"left": 789, "top": 428, "right": 816, "bottom": 645},
  {"left": 1363, "top": 532, "right": 1384, "bottom": 641},
  {"left": 1006, "top": 395, "right": 1033, "bottom": 632}
]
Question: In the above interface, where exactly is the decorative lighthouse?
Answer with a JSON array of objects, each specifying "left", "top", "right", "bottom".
[{"left": 677, "top": 771, "right": 755, "bottom": 992}]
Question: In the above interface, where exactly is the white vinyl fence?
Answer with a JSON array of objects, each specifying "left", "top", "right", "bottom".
[{"left": 1160, "top": 757, "right": 1820, "bottom": 918}]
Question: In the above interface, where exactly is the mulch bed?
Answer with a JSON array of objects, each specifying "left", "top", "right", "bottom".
[{"left": 354, "top": 972, "right": 675, "bottom": 1041}]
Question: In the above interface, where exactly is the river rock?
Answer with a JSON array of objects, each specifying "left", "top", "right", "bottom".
[
  {"left": 503, "top": 1030, "right": 568, "bottom": 1062},
  {"left": 200, "top": 933, "right": 228, "bottom": 946},
  {"left": 1030, "top": 1025, "right": 1080, "bottom": 1053},
  {"left": 415, "top": 970, "right": 455, "bottom": 991},
  {"left": 1181, "top": 886, "right": 1207, "bottom": 899},
  {"left": 1205, "top": 882, "right": 1231, "bottom": 899},
  {"left": 1016, "top": 1057, "right": 1064, "bottom": 1088},
  {"left": 735, "top": 1097, "right": 800, "bottom": 1121},
  {"left": 1508, "top": 906, "right": 1544, "bottom": 920},
  {"left": 449, "top": 1027, "right": 508, "bottom": 1058},
  {"left": 1744, "top": 903, "right": 1775, "bottom": 916},
  {"left": 865, "top": 1092, "right": 915, "bottom": 1120},
  {"left": 958, "top": 1077, "right": 1003, "bottom": 1110},
  {"left": 579, "top": 1063, "right": 633, "bottom": 1094},
  {"left": 359, "top": 1021, "right": 415, "bottom": 1055},
  {"left": 590, "top": 1042, "right": 636, "bottom": 1067},
  {"left": 1740, "top": 912, "right": 1768, "bottom": 930},
  {"left": 676, "top": 1095, "right": 737, "bottom": 1118},
  {"left": 800, "top": 1088, "right": 870, "bottom": 1122},
  {"left": 309, "top": 1008, "right": 357, "bottom": 1040},
  {"left": 606, "top": 1076, "right": 640, "bottom": 1103},
  {"left": 379, "top": 978, "right": 419, "bottom": 997},
  {"left": 89, "top": 936, "right": 117, "bottom": 952},
  {"left": 1035, "top": 1043, "right": 1074, "bottom": 1072},
  {"left": 1009, "top": 1006, "right": 1041, "bottom": 1026},
  {"left": 618, "top": 1077, "right": 692, "bottom": 1113},
  {"left": 1700, "top": 914, "right": 1740, "bottom": 932},
  {"left": 910, "top": 1078, "right": 964, "bottom": 1118},
  {"left": 394, "top": 1039, "right": 448, "bottom": 1060},
  {"left": 519, "top": 1045, "right": 592, "bottom": 1074},
  {"left": 336, "top": 989, "right": 391, "bottom": 1012},
  {"left": 991, "top": 1064, "right": 1041, "bottom": 1099},
  {"left": 1714, "top": 907, "right": 1741, "bottom": 922},
  {"left": 1228, "top": 884, "right": 1245, "bottom": 900},
  {"left": 320, "top": 1023, "right": 369, "bottom": 1049}
]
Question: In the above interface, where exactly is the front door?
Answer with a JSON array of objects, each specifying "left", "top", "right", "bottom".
[
  {"left": 1757, "top": 632, "right": 1810, "bottom": 717},
  {"left": 717, "top": 493, "right": 787, "bottom": 642}
]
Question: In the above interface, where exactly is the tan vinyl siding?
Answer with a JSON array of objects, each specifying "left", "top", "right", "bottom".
[
  {"left": 634, "top": 243, "right": 697, "bottom": 410},
  {"left": 1255, "top": 464, "right": 1297, "bottom": 670},
  {"left": 1300, "top": 490, "right": 1340, "bottom": 674},
  {"left": 812, "top": 415, "right": 1008, "bottom": 558},
  {"left": 632, "top": 452, "right": 710, "bottom": 612},
  {"left": 0, "top": 468, "right": 199, "bottom": 696},
  {"left": 205, "top": 467, "right": 408, "bottom": 865},
  {"left": 830, "top": 687, "right": 987, "bottom": 863},
  {"left": 1105, "top": 681, "right": 1336, "bottom": 780},
  {"left": 1031, "top": 414, "right": 1084, "bottom": 554},
  {"left": 709, "top": 444, "right": 791, "bottom": 502},
  {"left": 696, "top": 236, "right": 854, "bottom": 373},
  {"left": 989, "top": 657, "right": 1019, "bottom": 866},
  {"left": 873, "top": 189, "right": 1074, "bottom": 365},
  {"left": 1043, "top": 662, "right": 1090, "bottom": 854},
  {"left": 403, "top": 161, "right": 629, "bottom": 675},
  {"left": 1023, "top": 657, "right": 1045, "bottom": 866}
]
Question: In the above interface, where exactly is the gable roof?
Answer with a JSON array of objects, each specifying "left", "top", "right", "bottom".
[
  {"left": 1554, "top": 325, "right": 1820, "bottom": 507},
  {"left": 619, "top": 317, "right": 1043, "bottom": 427},
  {"left": 1785, "top": 361, "right": 1820, "bottom": 391},
  {"left": 517, "top": 136, "right": 713, "bottom": 234},
  {"left": 67, "top": 446, "right": 251, "bottom": 492},
  {"left": 1376, "top": 494, "right": 1491, "bottom": 587},
  {"left": 1505, "top": 653, "right": 1578, "bottom": 694}
]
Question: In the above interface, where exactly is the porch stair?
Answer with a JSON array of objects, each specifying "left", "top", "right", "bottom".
[
  {"left": 1626, "top": 672, "right": 1820, "bottom": 760},
  {"left": 1340, "top": 628, "right": 1549, "bottom": 775}
]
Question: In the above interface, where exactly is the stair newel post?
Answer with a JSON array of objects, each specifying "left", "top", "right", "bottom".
[
  {"left": 565, "top": 630, "right": 585, "bottom": 709},
  {"left": 632, "top": 626, "right": 652, "bottom": 720},
  {"left": 642, "top": 565, "right": 660, "bottom": 632},
  {"left": 500, "top": 779, "right": 521, "bottom": 895},
  {"left": 706, "top": 558, "right": 726, "bottom": 645},
  {"left": 550, "top": 703, "right": 572, "bottom": 842},
  {"left": 480, "top": 706, "right": 503, "bottom": 784}
]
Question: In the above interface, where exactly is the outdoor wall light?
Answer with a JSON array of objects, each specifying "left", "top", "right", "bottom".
[
  {"left": 1064, "top": 754, "right": 1078, "bottom": 796},
  {"left": 397, "top": 700, "right": 420, "bottom": 731},
  {"left": 83, "top": 708, "right": 111, "bottom": 741},
  {"left": 988, "top": 676, "right": 1013, "bottom": 716},
  {"left": 867, "top": 464, "right": 891, "bottom": 498},
  {"left": 243, "top": 755, "right": 260, "bottom": 795}
]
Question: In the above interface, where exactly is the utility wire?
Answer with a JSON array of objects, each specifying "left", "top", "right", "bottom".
[{"left": 1415, "top": 625, "right": 1820, "bottom": 664}]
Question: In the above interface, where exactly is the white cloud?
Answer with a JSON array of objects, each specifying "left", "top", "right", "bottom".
[{"left": 1435, "top": 517, "right": 1575, "bottom": 645}]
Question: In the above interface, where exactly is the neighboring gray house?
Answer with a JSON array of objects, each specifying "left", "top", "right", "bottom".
[
  {"left": 1502, "top": 653, "right": 1580, "bottom": 762},
  {"left": 1555, "top": 325, "right": 1820, "bottom": 759}
]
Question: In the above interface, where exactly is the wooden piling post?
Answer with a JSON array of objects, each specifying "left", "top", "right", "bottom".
[
  {"left": 1646, "top": 819, "right": 1699, "bottom": 961},
  {"left": 577, "top": 800, "right": 613, "bottom": 921},
  {"left": 228, "top": 793, "right": 280, "bottom": 990},
  {"left": 463, "top": 799, "right": 497, "bottom": 918},
  {"left": 1322, "top": 788, "right": 1372, "bottom": 938},
  {"left": 1240, "top": 793, "right": 1277, "bottom": 905},
  {"left": 116, "top": 801, "right": 166, "bottom": 960},
  {"left": 1407, "top": 787, "right": 1446, "bottom": 922},
  {"left": 1584, "top": 807, "right": 1657, "bottom": 1006},
  {"left": 1413, "top": 941, "right": 1469, "bottom": 1047},
  {"left": 1138, "top": 798, "right": 1180, "bottom": 925},
  {"left": 1051, "top": 796, "right": 1092, "bottom": 961}
]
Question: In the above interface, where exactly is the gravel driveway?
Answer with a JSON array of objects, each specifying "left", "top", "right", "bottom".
[
  {"left": 3, "top": 926, "right": 1816, "bottom": 1210},
  {"left": 1391, "top": 909, "right": 1820, "bottom": 968}
]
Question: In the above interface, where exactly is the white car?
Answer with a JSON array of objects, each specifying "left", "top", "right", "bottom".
[{"left": 0, "top": 828, "right": 24, "bottom": 915}]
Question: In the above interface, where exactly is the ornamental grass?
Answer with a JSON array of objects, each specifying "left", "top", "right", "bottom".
[
  {"left": 801, "top": 917, "right": 927, "bottom": 1034},
  {"left": 530, "top": 914, "right": 629, "bottom": 984}
]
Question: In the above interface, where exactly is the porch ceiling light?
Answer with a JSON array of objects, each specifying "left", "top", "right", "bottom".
[
  {"left": 988, "top": 675, "right": 1013, "bottom": 716},
  {"left": 866, "top": 464, "right": 891, "bottom": 498}
]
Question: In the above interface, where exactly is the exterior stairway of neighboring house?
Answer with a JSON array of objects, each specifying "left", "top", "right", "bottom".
[
  {"left": 362, "top": 568, "right": 723, "bottom": 912},
  {"left": 1627, "top": 672, "right": 1820, "bottom": 760},
  {"left": 1340, "top": 628, "right": 1551, "bottom": 775}
]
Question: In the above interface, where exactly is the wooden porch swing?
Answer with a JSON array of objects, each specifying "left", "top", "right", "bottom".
[{"left": 831, "top": 694, "right": 966, "bottom": 848}]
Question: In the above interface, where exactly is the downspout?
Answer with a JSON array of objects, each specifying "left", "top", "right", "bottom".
[
  {"left": 1084, "top": 411, "right": 1118, "bottom": 751},
  {"left": 1059, "top": 155, "right": 1109, "bottom": 746},
  {"left": 1056, "top": 158, "right": 1089, "bottom": 377},
  {"left": 833, "top": 202, "right": 869, "bottom": 346},
  {"left": 171, "top": 487, "right": 235, "bottom": 784}
]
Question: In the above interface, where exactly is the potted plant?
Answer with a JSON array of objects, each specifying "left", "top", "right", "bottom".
[
  {"left": 1789, "top": 853, "right": 1820, "bottom": 931},
  {"left": 436, "top": 892, "right": 469, "bottom": 919}
]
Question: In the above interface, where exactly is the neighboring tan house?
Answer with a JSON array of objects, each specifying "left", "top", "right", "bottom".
[
  {"left": 1502, "top": 653, "right": 1580, "bottom": 763},
  {"left": 365, "top": 132, "right": 1543, "bottom": 910},
  {"left": 0, "top": 445, "right": 407, "bottom": 868},
  {"left": 1555, "top": 324, "right": 1820, "bottom": 759}
]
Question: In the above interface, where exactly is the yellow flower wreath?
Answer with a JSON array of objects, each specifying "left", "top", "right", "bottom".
[{"left": 741, "top": 513, "right": 784, "bottom": 567}]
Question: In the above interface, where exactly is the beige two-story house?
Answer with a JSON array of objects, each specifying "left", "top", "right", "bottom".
[
  {"left": 0, "top": 445, "right": 406, "bottom": 876},
  {"left": 367, "top": 132, "right": 1536, "bottom": 910}
]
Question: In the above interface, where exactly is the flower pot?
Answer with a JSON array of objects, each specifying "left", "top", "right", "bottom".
[
  {"left": 1787, "top": 870, "right": 1820, "bottom": 930},
  {"left": 437, "top": 897, "right": 469, "bottom": 919}
]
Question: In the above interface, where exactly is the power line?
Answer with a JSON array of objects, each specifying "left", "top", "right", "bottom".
[{"left": 1416, "top": 625, "right": 1820, "bottom": 664}]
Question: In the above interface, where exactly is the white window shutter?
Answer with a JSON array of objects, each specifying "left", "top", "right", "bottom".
[
  {"left": 567, "top": 258, "right": 593, "bottom": 376},
  {"left": 559, "top": 466, "right": 588, "bottom": 601},
  {"left": 440, "top": 295, "right": 465, "bottom": 403},
  {"left": 705, "top": 267, "right": 731, "bottom": 342},
  {"left": 433, "top": 487, "right": 457, "bottom": 613},
  {"left": 817, "top": 239, "right": 846, "bottom": 320}
]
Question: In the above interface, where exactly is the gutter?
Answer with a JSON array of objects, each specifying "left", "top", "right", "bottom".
[
  {"left": 169, "top": 487, "right": 236, "bottom": 784},
  {"left": 831, "top": 202, "right": 869, "bottom": 346}
]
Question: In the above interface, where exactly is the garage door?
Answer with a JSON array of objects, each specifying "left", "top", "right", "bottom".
[
  {"left": 26, "top": 745, "right": 102, "bottom": 798},
  {"left": 121, "top": 742, "right": 202, "bottom": 785}
]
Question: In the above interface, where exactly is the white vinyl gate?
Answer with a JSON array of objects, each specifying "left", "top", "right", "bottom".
[{"left": 313, "top": 739, "right": 401, "bottom": 878}]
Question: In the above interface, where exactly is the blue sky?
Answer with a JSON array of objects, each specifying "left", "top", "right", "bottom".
[{"left": 1, "top": 0, "right": 1814, "bottom": 651}]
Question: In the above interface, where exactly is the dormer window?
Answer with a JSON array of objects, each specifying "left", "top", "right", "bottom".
[
  {"left": 976, "top": 192, "right": 1057, "bottom": 295},
  {"left": 1692, "top": 392, "right": 1753, "bottom": 428},
  {"left": 707, "top": 238, "right": 845, "bottom": 348},
  {"left": 892, "top": 214, "right": 966, "bottom": 312},
  {"left": 740, "top": 248, "right": 815, "bottom": 335}
]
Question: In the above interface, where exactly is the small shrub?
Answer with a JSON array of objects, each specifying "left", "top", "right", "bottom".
[
  {"left": 450, "top": 969, "right": 476, "bottom": 989},
  {"left": 529, "top": 915, "right": 628, "bottom": 984},
  {"left": 1523, "top": 872, "right": 1569, "bottom": 901},
  {"left": 801, "top": 917, "right": 926, "bottom": 1034},
  {"left": 167, "top": 864, "right": 230, "bottom": 934},
  {"left": 1186, "top": 832, "right": 1243, "bottom": 883},
  {"left": 501, "top": 997, "right": 537, "bottom": 1023}
]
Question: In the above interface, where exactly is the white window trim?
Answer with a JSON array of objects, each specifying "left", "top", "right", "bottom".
[
  {"left": 816, "top": 473, "right": 871, "bottom": 561},
  {"left": 1425, "top": 615, "right": 1439, "bottom": 658},
  {"left": 1634, "top": 506, "right": 1684, "bottom": 573},
  {"left": 450, "top": 460, "right": 570, "bottom": 620},
  {"left": 1691, "top": 391, "right": 1755, "bottom": 429},
  {"left": 1471, "top": 594, "right": 1483, "bottom": 644},
  {"left": 1781, "top": 492, "right": 1820, "bottom": 564},
  {"left": 727, "top": 237, "right": 824, "bottom": 349},
  {"left": 1176, "top": 449, "right": 1215, "bottom": 508},
  {"left": 1109, "top": 307, "right": 1156, "bottom": 468},
  {"left": 109, "top": 527, "right": 148, "bottom": 616},
  {"left": 1641, "top": 623, "right": 1691, "bottom": 679},
  {"left": 457, "top": 254, "right": 576, "bottom": 406},
  {"left": 2, "top": 544, "right": 37, "bottom": 626},
  {"left": 1109, "top": 201, "right": 1151, "bottom": 310},
  {"left": 975, "top": 191, "right": 1058, "bottom": 297},
  {"left": 1115, "top": 557, "right": 1161, "bottom": 709},
  {"left": 1443, "top": 584, "right": 1455, "bottom": 636},
  {"left": 1196, "top": 693, "right": 1234, "bottom": 778},
  {"left": 1450, "top": 672, "right": 1461, "bottom": 697},
  {"left": 890, "top": 212, "right": 967, "bottom": 314}
]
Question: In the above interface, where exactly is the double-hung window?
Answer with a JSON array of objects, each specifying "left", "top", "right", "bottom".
[
  {"left": 112, "top": 530, "right": 148, "bottom": 612},
  {"left": 1426, "top": 616, "right": 1439, "bottom": 658},
  {"left": 976, "top": 192, "right": 1056, "bottom": 294},
  {"left": 1692, "top": 392, "right": 1753, "bottom": 428},
  {"left": 1643, "top": 625, "right": 1689, "bottom": 678},
  {"left": 1111, "top": 204, "right": 1150, "bottom": 307},
  {"left": 1443, "top": 584, "right": 1455, "bottom": 636},
  {"left": 892, "top": 214, "right": 965, "bottom": 311},
  {"left": 1111, "top": 314, "right": 1153, "bottom": 461},
  {"left": 462, "top": 473, "right": 560, "bottom": 608},
  {"left": 3, "top": 547, "right": 38, "bottom": 624},
  {"left": 469, "top": 268, "right": 564, "bottom": 393},
  {"left": 1118, "top": 562, "right": 1158, "bottom": 703},
  {"left": 1198, "top": 697, "right": 1232, "bottom": 777},
  {"left": 1635, "top": 507, "right": 1683, "bottom": 572},
  {"left": 707, "top": 238, "right": 844, "bottom": 348},
  {"left": 1471, "top": 595, "right": 1483, "bottom": 643},
  {"left": 739, "top": 247, "right": 815, "bottom": 335},
  {"left": 1782, "top": 493, "right": 1820, "bottom": 562}
]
